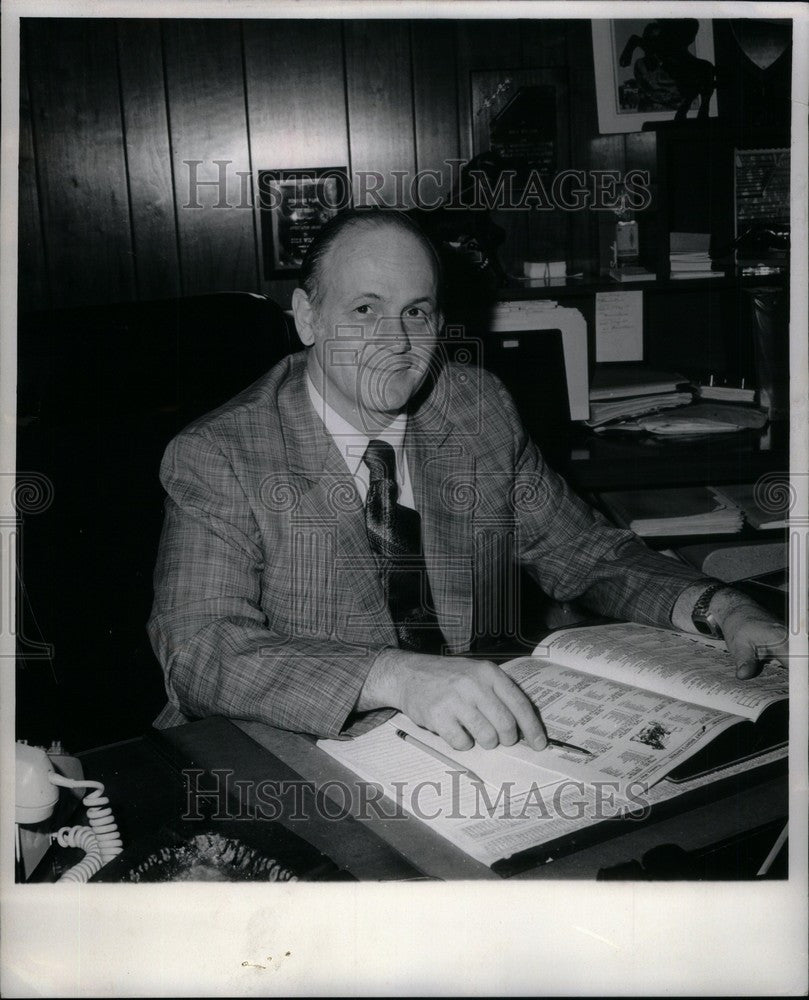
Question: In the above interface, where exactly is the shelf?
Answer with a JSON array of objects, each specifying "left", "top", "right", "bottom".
[
  {"left": 564, "top": 427, "right": 787, "bottom": 493},
  {"left": 591, "top": 522, "right": 787, "bottom": 553},
  {"left": 499, "top": 271, "right": 787, "bottom": 300}
]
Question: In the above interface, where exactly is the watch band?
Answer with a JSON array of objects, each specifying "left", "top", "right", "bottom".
[{"left": 691, "top": 582, "right": 726, "bottom": 639}]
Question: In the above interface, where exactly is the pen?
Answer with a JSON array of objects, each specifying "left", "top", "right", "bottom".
[
  {"left": 395, "top": 729, "right": 485, "bottom": 785},
  {"left": 545, "top": 737, "right": 594, "bottom": 759}
]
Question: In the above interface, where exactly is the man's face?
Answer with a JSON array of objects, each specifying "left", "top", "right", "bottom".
[{"left": 295, "top": 222, "right": 442, "bottom": 430}]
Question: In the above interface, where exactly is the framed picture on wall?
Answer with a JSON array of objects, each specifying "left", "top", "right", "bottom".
[
  {"left": 258, "top": 167, "right": 351, "bottom": 277},
  {"left": 591, "top": 19, "right": 718, "bottom": 134},
  {"left": 470, "top": 67, "right": 568, "bottom": 186}
]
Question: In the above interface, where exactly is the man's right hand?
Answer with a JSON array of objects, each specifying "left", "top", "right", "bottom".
[{"left": 358, "top": 647, "right": 547, "bottom": 752}]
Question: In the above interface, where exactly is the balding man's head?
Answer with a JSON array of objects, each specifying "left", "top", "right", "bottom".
[
  {"left": 291, "top": 208, "right": 443, "bottom": 431},
  {"left": 298, "top": 208, "right": 443, "bottom": 312}
]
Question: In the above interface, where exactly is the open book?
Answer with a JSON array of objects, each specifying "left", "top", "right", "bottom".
[
  {"left": 499, "top": 622, "right": 786, "bottom": 784},
  {"left": 317, "top": 623, "right": 787, "bottom": 868}
]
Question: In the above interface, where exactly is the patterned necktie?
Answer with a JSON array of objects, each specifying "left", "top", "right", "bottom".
[{"left": 362, "top": 439, "right": 445, "bottom": 653}]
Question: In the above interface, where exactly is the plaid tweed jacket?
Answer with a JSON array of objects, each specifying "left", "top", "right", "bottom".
[{"left": 148, "top": 350, "right": 708, "bottom": 738}]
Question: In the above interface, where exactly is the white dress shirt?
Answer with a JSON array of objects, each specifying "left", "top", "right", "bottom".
[{"left": 306, "top": 374, "right": 416, "bottom": 509}]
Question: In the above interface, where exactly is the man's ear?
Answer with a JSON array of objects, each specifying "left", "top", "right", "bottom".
[{"left": 291, "top": 287, "right": 316, "bottom": 347}]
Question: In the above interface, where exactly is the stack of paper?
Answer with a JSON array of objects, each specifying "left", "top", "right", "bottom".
[
  {"left": 599, "top": 486, "right": 744, "bottom": 536},
  {"left": 695, "top": 383, "right": 756, "bottom": 403},
  {"left": 632, "top": 401, "right": 767, "bottom": 436},
  {"left": 674, "top": 538, "right": 788, "bottom": 581},
  {"left": 586, "top": 366, "right": 692, "bottom": 427},
  {"left": 608, "top": 263, "right": 656, "bottom": 283},
  {"left": 669, "top": 232, "right": 722, "bottom": 280},
  {"left": 586, "top": 392, "right": 693, "bottom": 428},
  {"left": 711, "top": 483, "right": 790, "bottom": 530},
  {"left": 589, "top": 367, "right": 688, "bottom": 400}
]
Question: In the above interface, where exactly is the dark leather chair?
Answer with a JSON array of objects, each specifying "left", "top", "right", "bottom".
[{"left": 16, "top": 292, "right": 298, "bottom": 750}]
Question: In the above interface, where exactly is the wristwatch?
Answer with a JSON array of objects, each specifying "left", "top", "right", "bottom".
[{"left": 691, "top": 582, "right": 726, "bottom": 639}]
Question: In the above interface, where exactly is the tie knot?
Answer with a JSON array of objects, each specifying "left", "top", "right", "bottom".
[{"left": 362, "top": 439, "right": 397, "bottom": 485}]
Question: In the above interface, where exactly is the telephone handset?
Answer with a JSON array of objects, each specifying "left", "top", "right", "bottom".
[{"left": 15, "top": 741, "right": 123, "bottom": 882}]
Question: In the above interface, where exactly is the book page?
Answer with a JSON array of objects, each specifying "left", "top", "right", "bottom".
[
  {"left": 533, "top": 623, "right": 788, "bottom": 721},
  {"left": 317, "top": 719, "right": 648, "bottom": 868},
  {"left": 499, "top": 659, "right": 740, "bottom": 787}
]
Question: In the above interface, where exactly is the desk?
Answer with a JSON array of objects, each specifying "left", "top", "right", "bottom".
[{"left": 66, "top": 717, "right": 787, "bottom": 883}]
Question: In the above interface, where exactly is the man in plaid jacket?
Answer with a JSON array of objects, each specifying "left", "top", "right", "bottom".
[{"left": 148, "top": 208, "right": 787, "bottom": 751}]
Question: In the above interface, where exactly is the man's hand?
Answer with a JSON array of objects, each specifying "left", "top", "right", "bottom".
[
  {"left": 359, "top": 648, "right": 547, "bottom": 751},
  {"left": 710, "top": 589, "right": 789, "bottom": 679}
]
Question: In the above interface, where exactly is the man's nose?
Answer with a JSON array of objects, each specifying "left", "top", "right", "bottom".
[
  {"left": 376, "top": 317, "right": 412, "bottom": 353},
  {"left": 389, "top": 323, "right": 411, "bottom": 353}
]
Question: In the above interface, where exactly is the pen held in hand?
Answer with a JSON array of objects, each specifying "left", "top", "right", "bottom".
[{"left": 545, "top": 737, "right": 594, "bottom": 759}]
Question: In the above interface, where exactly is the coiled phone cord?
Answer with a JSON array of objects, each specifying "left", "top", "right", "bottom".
[{"left": 49, "top": 776, "right": 123, "bottom": 883}]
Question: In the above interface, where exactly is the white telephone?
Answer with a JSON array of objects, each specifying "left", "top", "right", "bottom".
[{"left": 15, "top": 741, "right": 123, "bottom": 882}]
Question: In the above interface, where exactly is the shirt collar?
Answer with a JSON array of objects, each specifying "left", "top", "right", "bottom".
[{"left": 306, "top": 372, "right": 408, "bottom": 479}]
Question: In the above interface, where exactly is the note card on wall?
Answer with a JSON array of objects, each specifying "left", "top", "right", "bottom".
[{"left": 595, "top": 291, "right": 643, "bottom": 363}]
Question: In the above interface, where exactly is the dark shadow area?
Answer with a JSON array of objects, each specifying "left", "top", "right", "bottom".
[{"left": 16, "top": 292, "right": 296, "bottom": 750}]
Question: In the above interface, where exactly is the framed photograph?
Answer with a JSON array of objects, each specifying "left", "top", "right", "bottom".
[
  {"left": 591, "top": 19, "right": 718, "bottom": 134},
  {"left": 734, "top": 147, "right": 790, "bottom": 266},
  {"left": 258, "top": 166, "right": 350, "bottom": 276},
  {"left": 471, "top": 67, "right": 568, "bottom": 185}
]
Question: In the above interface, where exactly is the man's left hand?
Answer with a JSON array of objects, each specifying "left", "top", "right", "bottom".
[{"left": 711, "top": 589, "right": 789, "bottom": 679}]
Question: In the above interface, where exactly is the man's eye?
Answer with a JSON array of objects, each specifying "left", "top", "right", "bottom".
[
  {"left": 354, "top": 304, "right": 372, "bottom": 315},
  {"left": 405, "top": 307, "right": 428, "bottom": 318}
]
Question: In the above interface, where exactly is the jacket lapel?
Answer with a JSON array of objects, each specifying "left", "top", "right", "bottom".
[
  {"left": 277, "top": 359, "right": 396, "bottom": 648},
  {"left": 407, "top": 386, "right": 475, "bottom": 652},
  {"left": 276, "top": 355, "right": 475, "bottom": 653}
]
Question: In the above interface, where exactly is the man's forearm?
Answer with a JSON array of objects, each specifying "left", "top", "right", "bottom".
[{"left": 151, "top": 611, "right": 387, "bottom": 739}]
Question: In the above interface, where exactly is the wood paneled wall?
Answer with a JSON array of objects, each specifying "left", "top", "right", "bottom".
[{"left": 18, "top": 17, "right": 604, "bottom": 312}]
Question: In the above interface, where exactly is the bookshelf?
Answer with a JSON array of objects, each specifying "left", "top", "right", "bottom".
[{"left": 633, "top": 122, "right": 790, "bottom": 282}]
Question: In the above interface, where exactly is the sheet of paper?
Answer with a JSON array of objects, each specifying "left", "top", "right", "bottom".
[
  {"left": 534, "top": 623, "right": 788, "bottom": 721},
  {"left": 595, "top": 290, "right": 643, "bottom": 362}
]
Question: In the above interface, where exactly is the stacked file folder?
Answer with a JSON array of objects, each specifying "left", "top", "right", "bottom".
[
  {"left": 599, "top": 486, "right": 744, "bottom": 537},
  {"left": 586, "top": 366, "right": 692, "bottom": 428}
]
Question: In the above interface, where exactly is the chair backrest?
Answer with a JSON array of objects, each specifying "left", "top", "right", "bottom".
[
  {"left": 17, "top": 291, "right": 297, "bottom": 430},
  {"left": 16, "top": 292, "right": 299, "bottom": 751}
]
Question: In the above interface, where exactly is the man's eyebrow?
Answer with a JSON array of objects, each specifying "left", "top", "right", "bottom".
[{"left": 347, "top": 292, "right": 437, "bottom": 308}]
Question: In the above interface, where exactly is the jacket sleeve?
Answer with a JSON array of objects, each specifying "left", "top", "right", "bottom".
[
  {"left": 489, "top": 377, "right": 713, "bottom": 627},
  {"left": 147, "top": 429, "right": 393, "bottom": 739}
]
